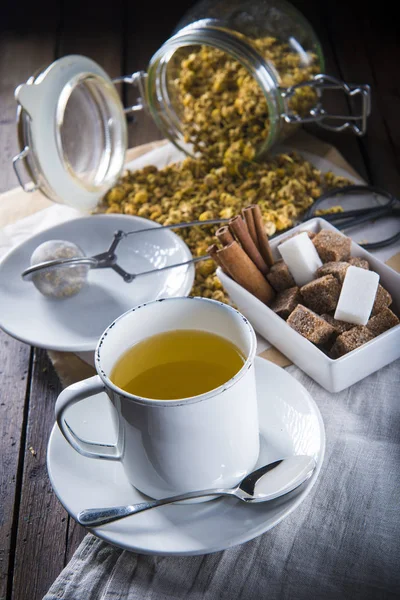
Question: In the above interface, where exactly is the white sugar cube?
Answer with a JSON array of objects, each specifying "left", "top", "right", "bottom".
[
  {"left": 334, "top": 266, "right": 380, "bottom": 325},
  {"left": 278, "top": 232, "right": 323, "bottom": 286}
]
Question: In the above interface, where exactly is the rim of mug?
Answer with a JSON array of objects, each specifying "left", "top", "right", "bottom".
[{"left": 94, "top": 296, "right": 257, "bottom": 407}]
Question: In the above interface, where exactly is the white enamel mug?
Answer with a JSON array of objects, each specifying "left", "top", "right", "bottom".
[{"left": 55, "top": 297, "right": 260, "bottom": 499}]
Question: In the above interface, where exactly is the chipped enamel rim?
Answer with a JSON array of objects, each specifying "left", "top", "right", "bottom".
[{"left": 94, "top": 296, "right": 257, "bottom": 407}]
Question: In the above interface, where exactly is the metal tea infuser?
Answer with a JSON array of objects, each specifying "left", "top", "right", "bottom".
[
  {"left": 21, "top": 183, "right": 400, "bottom": 299},
  {"left": 22, "top": 187, "right": 400, "bottom": 301},
  {"left": 21, "top": 217, "right": 229, "bottom": 298}
]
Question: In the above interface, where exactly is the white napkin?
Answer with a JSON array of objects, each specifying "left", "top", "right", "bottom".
[{"left": 0, "top": 204, "right": 83, "bottom": 258}]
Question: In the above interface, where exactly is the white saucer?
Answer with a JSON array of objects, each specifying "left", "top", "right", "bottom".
[
  {"left": 47, "top": 357, "right": 325, "bottom": 556},
  {"left": 0, "top": 214, "right": 194, "bottom": 352}
]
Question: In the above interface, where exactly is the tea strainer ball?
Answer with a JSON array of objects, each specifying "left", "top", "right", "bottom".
[
  {"left": 28, "top": 240, "right": 92, "bottom": 298},
  {"left": 22, "top": 218, "right": 227, "bottom": 299}
]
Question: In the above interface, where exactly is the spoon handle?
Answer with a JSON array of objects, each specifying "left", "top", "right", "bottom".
[{"left": 78, "top": 488, "right": 235, "bottom": 527}]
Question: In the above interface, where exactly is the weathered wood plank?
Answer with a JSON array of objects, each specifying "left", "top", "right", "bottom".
[
  {"left": 10, "top": 349, "right": 66, "bottom": 600},
  {"left": 64, "top": 519, "right": 87, "bottom": 566},
  {"left": 0, "top": 18, "right": 58, "bottom": 600},
  {"left": 325, "top": 2, "right": 400, "bottom": 194},
  {"left": 56, "top": 0, "right": 124, "bottom": 78},
  {"left": 0, "top": 333, "right": 31, "bottom": 600},
  {"left": 0, "top": 31, "right": 59, "bottom": 194},
  {"left": 0, "top": 8, "right": 60, "bottom": 600},
  {"left": 292, "top": 0, "right": 369, "bottom": 182},
  {"left": 124, "top": 4, "right": 189, "bottom": 148},
  {"left": 0, "top": 0, "right": 62, "bottom": 193}
]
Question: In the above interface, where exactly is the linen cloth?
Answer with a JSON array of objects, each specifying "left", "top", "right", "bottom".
[{"left": 43, "top": 359, "right": 400, "bottom": 599}]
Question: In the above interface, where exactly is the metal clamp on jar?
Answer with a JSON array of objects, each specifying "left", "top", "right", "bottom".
[{"left": 12, "top": 0, "right": 371, "bottom": 211}]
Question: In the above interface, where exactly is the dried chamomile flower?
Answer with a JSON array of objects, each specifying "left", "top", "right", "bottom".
[{"left": 100, "top": 150, "right": 351, "bottom": 304}]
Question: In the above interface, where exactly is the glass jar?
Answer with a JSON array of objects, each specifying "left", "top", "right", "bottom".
[{"left": 13, "top": 0, "right": 371, "bottom": 210}]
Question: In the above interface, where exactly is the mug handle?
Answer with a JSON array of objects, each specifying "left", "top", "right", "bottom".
[{"left": 55, "top": 375, "right": 122, "bottom": 461}]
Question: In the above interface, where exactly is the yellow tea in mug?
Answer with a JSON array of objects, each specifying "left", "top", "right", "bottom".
[{"left": 110, "top": 329, "right": 245, "bottom": 400}]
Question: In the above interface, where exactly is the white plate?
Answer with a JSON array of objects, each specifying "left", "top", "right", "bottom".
[
  {"left": 218, "top": 218, "right": 400, "bottom": 393},
  {"left": 46, "top": 357, "right": 325, "bottom": 556},
  {"left": 0, "top": 214, "right": 195, "bottom": 352}
]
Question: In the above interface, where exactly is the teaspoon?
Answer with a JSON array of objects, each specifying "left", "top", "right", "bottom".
[{"left": 78, "top": 454, "right": 316, "bottom": 527}]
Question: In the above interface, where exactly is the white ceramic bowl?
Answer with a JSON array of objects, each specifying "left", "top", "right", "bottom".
[
  {"left": 217, "top": 217, "right": 400, "bottom": 393},
  {"left": 0, "top": 214, "right": 195, "bottom": 352}
]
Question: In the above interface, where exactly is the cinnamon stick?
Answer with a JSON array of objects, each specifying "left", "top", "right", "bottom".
[
  {"left": 242, "top": 206, "right": 259, "bottom": 249},
  {"left": 228, "top": 215, "right": 269, "bottom": 276},
  {"left": 216, "top": 241, "right": 275, "bottom": 305},
  {"left": 207, "top": 244, "right": 230, "bottom": 275},
  {"left": 251, "top": 204, "right": 275, "bottom": 267},
  {"left": 215, "top": 225, "right": 234, "bottom": 247}
]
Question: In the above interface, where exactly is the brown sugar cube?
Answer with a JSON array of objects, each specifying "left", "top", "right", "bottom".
[
  {"left": 270, "top": 286, "right": 302, "bottom": 320},
  {"left": 321, "top": 313, "right": 354, "bottom": 336},
  {"left": 366, "top": 307, "right": 399, "bottom": 337},
  {"left": 316, "top": 261, "right": 350, "bottom": 283},
  {"left": 317, "top": 258, "right": 369, "bottom": 283},
  {"left": 267, "top": 259, "right": 296, "bottom": 292},
  {"left": 371, "top": 284, "right": 392, "bottom": 316},
  {"left": 348, "top": 257, "right": 369, "bottom": 270},
  {"left": 287, "top": 304, "right": 336, "bottom": 344},
  {"left": 312, "top": 229, "right": 351, "bottom": 262},
  {"left": 330, "top": 326, "right": 375, "bottom": 358},
  {"left": 300, "top": 275, "right": 341, "bottom": 314}
]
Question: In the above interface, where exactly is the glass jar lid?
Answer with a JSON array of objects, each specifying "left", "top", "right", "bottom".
[{"left": 14, "top": 55, "right": 127, "bottom": 211}]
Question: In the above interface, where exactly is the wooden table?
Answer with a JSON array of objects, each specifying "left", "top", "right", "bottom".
[{"left": 0, "top": 1, "right": 399, "bottom": 598}]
